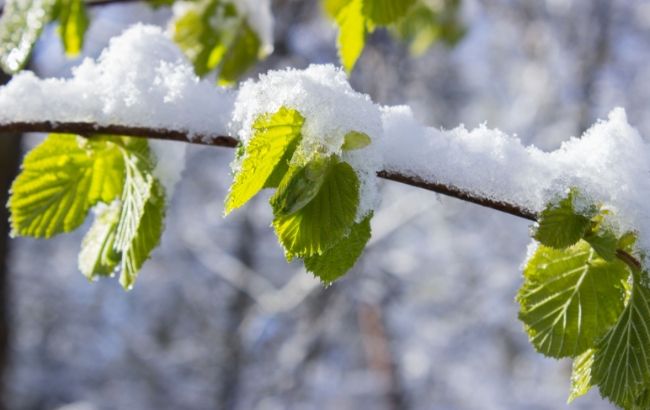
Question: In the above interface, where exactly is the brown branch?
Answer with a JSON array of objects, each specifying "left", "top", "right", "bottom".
[
  {"left": 0, "top": 120, "right": 643, "bottom": 270},
  {"left": 0, "top": 120, "right": 536, "bottom": 220}
]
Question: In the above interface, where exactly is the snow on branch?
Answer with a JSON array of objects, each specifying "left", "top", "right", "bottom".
[{"left": 2, "top": 25, "right": 650, "bottom": 267}]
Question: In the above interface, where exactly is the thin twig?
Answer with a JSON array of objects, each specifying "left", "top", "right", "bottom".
[
  {"left": 0, "top": 120, "right": 643, "bottom": 270},
  {"left": 0, "top": 120, "right": 536, "bottom": 220}
]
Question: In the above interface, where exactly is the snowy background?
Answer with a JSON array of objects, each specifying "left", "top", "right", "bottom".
[{"left": 6, "top": 0, "right": 648, "bottom": 408}]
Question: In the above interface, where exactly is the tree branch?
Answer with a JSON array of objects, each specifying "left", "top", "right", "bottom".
[
  {"left": 0, "top": 120, "right": 643, "bottom": 270},
  {"left": 0, "top": 120, "right": 536, "bottom": 220}
]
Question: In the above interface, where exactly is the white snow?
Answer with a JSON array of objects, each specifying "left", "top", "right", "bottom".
[
  {"left": 381, "top": 106, "right": 650, "bottom": 262},
  {"left": 0, "top": 24, "right": 235, "bottom": 139},
  {"left": 231, "top": 64, "right": 384, "bottom": 219},
  {"left": 2, "top": 24, "right": 650, "bottom": 265}
]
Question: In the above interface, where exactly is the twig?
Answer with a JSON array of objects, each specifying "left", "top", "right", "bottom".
[
  {"left": 0, "top": 120, "right": 643, "bottom": 270},
  {"left": 0, "top": 120, "right": 535, "bottom": 220}
]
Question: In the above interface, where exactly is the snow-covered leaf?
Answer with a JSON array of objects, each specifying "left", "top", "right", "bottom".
[
  {"left": 341, "top": 131, "right": 371, "bottom": 151},
  {"left": 534, "top": 191, "right": 593, "bottom": 249}
]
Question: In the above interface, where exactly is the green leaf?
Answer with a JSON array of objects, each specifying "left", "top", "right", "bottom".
[
  {"left": 534, "top": 192, "right": 593, "bottom": 249},
  {"left": 53, "top": 0, "right": 89, "bottom": 56},
  {"left": 0, "top": 0, "right": 57, "bottom": 73},
  {"left": 225, "top": 108, "right": 304, "bottom": 214},
  {"left": 362, "top": 0, "right": 415, "bottom": 25},
  {"left": 593, "top": 279, "right": 650, "bottom": 408},
  {"left": 9, "top": 134, "right": 124, "bottom": 238},
  {"left": 79, "top": 203, "right": 121, "bottom": 280},
  {"left": 341, "top": 131, "right": 371, "bottom": 151},
  {"left": 517, "top": 242, "right": 628, "bottom": 358},
  {"left": 323, "top": 0, "right": 351, "bottom": 18},
  {"left": 335, "top": 0, "right": 366, "bottom": 73},
  {"left": 568, "top": 349, "right": 594, "bottom": 403},
  {"left": 114, "top": 142, "right": 165, "bottom": 289},
  {"left": 218, "top": 22, "right": 262, "bottom": 86},
  {"left": 393, "top": 1, "right": 465, "bottom": 55},
  {"left": 585, "top": 229, "right": 618, "bottom": 261},
  {"left": 172, "top": 0, "right": 264, "bottom": 83},
  {"left": 273, "top": 158, "right": 360, "bottom": 258},
  {"left": 270, "top": 156, "right": 330, "bottom": 216},
  {"left": 304, "top": 213, "right": 372, "bottom": 283}
]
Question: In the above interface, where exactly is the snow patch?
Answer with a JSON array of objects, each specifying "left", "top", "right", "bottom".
[
  {"left": 0, "top": 24, "right": 235, "bottom": 139},
  {"left": 381, "top": 106, "right": 650, "bottom": 262},
  {"left": 231, "top": 64, "right": 384, "bottom": 219}
]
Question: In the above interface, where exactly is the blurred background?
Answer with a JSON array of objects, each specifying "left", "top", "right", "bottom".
[{"left": 2, "top": 0, "right": 649, "bottom": 408}]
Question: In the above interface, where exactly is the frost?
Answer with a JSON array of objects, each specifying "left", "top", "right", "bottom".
[
  {"left": 231, "top": 64, "right": 384, "bottom": 219},
  {"left": 0, "top": 24, "right": 235, "bottom": 139}
]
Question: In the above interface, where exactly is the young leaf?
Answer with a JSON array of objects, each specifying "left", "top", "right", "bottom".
[
  {"left": 393, "top": 1, "right": 466, "bottom": 56},
  {"left": 79, "top": 203, "right": 121, "bottom": 280},
  {"left": 341, "top": 131, "right": 371, "bottom": 151},
  {"left": 323, "top": 0, "right": 350, "bottom": 18},
  {"left": 584, "top": 228, "right": 618, "bottom": 261},
  {"left": 172, "top": 0, "right": 264, "bottom": 83},
  {"left": 225, "top": 108, "right": 304, "bottom": 214},
  {"left": 9, "top": 134, "right": 124, "bottom": 238},
  {"left": 270, "top": 156, "right": 331, "bottom": 216},
  {"left": 335, "top": 0, "right": 367, "bottom": 73},
  {"left": 273, "top": 158, "right": 360, "bottom": 258},
  {"left": 568, "top": 349, "right": 594, "bottom": 403},
  {"left": 304, "top": 213, "right": 372, "bottom": 283},
  {"left": 53, "top": 0, "right": 89, "bottom": 56},
  {"left": 534, "top": 191, "right": 593, "bottom": 249},
  {"left": 218, "top": 22, "right": 262, "bottom": 86},
  {"left": 517, "top": 242, "right": 628, "bottom": 358},
  {"left": 362, "top": 0, "right": 415, "bottom": 25},
  {"left": 592, "top": 279, "right": 650, "bottom": 408},
  {"left": 0, "top": 0, "right": 57, "bottom": 73},
  {"left": 114, "top": 144, "right": 165, "bottom": 289}
]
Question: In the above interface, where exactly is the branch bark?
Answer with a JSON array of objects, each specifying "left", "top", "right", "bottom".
[
  {"left": 0, "top": 121, "right": 536, "bottom": 221},
  {"left": 0, "top": 120, "right": 642, "bottom": 271}
]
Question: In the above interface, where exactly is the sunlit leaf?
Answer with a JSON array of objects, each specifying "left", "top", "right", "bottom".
[
  {"left": 273, "top": 158, "right": 359, "bottom": 258},
  {"left": 225, "top": 108, "right": 304, "bottom": 214},
  {"left": 304, "top": 213, "right": 371, "bottom": 283},
  {"left": 517, "top": 241, "right": 628, "bottom": 358}
]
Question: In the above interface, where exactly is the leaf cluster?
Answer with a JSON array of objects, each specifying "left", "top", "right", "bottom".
[
  {"left": 324, "top": 0, "right": 465, "bottom": 72},
  {"left": 9, "top": 134, "right": 165, "bottom": 289},
  {"left": 225, "top": 107, "right": 373, "bottom": 283},
  {"left": 518, "top": 190, "right": 650, "bottom": 409}
]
